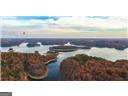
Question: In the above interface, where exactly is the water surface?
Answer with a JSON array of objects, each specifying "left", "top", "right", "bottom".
[{"left": 1, "top": 44, "right": 128, "bottom": 80}]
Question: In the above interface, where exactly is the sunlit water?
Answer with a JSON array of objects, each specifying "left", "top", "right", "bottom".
[{"left": 1, "top": 43, "right": 128, "bottom": 80}]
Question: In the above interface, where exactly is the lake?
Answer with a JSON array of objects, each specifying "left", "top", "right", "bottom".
[{"left": 1, "top": 43, "right": 128, "bottom": 80}]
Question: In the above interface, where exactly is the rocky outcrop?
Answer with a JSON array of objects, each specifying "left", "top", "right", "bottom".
[{"left": 60, "top": 54, "right": 128, "bottom": 81}]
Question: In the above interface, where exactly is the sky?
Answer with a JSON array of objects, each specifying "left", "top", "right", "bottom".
[{"left": 1, "top": 16, "right": 128, "bottom": 38}]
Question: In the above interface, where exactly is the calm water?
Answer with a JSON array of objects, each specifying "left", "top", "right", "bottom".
[{"left": 1, "top": 43, "right": 128, "bottom": 80}]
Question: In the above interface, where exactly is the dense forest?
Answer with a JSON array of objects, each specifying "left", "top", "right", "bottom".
[
  {"left": 1, "top": 51, "right": 57, "bottom": 80},
  {"left": 1, "top": 50, "right": 128, "bottom": 81},
  {"left": 60, "top": 54, "right": 128, "bottom": 81}
]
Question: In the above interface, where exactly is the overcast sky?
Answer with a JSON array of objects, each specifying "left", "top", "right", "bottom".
[{"left": 1, "top": 16, "right": 127, "bottom": 38}]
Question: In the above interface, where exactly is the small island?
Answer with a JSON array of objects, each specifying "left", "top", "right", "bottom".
[
  {"left": 26, "top": 42, "right": 42, "bottom": 47},
  {"left": 49, "top": 42, "right": 90, "bottom": 52}
]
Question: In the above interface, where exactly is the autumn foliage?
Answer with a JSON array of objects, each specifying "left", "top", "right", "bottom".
[
  {"left": 1, "top": 52, "right": 28, "bottom": 80},
  {"left": 1, "top": 51, "right": 57, "bottom": 81},
  {"left": 60, "top": 54, "right": 128, "bottom": 81}
]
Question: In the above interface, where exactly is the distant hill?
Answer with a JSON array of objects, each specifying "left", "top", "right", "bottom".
[{"left": 1, "top": 38, "right": 128, "bottom": 50}]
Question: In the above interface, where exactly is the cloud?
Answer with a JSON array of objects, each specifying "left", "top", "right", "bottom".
[
  {"left": 55, "top": 16, "right": 127, "bottom": 29},
  {"left": 1, "top": 16, "right": 127, "bottom": 38}
]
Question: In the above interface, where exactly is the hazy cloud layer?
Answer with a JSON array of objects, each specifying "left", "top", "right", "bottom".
[{"left": 1, "top": 16, "right": 127, "bottom": 38}]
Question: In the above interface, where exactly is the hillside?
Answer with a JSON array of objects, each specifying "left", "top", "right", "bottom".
[{"left": 60, "top": 54, "right": 128, "bottom": 81}]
